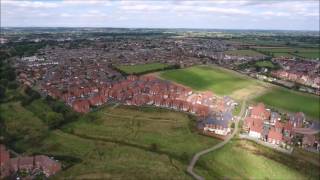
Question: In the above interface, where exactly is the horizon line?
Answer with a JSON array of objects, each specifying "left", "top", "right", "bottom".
[{"left": 1, "top": 26, "right": 319, "bottom": 32}]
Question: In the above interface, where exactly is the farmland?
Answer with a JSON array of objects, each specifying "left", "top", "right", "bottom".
[
  {"left": 254, "top": 88, "right": 320, "bottom": 120},
  {"left": 115, "top": 63, "right": 172, "bottom": 74},
  {"left": 194, "top": 139, "right": 320, "bottom": 180},
  {"left": 254, "top": 47, "right": 320, "bottom": 59}
]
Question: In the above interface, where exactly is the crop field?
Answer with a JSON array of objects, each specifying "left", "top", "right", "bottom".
[
  {"left": 254, "top": 88, "right": 320, "bottom": 120},
  {"left": 194, "top": 139, "right": 320, "bottom": 180},
  {"left": 116, "top": 63, "right": 171, "bottom": 74},
  {"left": 254, "top": 47, "right": 319, "bottom": 59},
  {"left": 225, "top": 49, "right": 264, "bottom": 56},
  {"left": 160, "top": 65, "right": 268, "bottom": 100}
]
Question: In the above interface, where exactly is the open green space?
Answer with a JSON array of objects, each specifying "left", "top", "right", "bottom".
[
  {"left": 225, "top": 49, "right": 264, "bottom": 56},
  {"left": 160, "top": 65, "right": 319, "bottom": 119},
  {"left": 255, "top": 60, "right": 275, "bottom": 69},
  {"left": 254, "top": 47, "right": 319, "bottom": 59},
  {"left": 254, "top": 88, "right": 320, "bottom": 120},
  {"left": 194, "top": 139, "right": 320, "bottom": 180},
  {"left": 23, "top": 105, "right": 219, "bottom": 179},
  {"left": 116, "top": 63, "right": 172, "bottom": 74},
  {"left": 160, "top": 65, "right": 261, "bottom": 96}
]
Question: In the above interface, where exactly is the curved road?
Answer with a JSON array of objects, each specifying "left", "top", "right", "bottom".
[{"left": 187, "top": 101, "right": 247, "bottom": 180}]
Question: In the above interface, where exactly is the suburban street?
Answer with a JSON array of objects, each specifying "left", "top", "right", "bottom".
[{"left": 187, "top": 101, "right": 247, "bottom": 180}]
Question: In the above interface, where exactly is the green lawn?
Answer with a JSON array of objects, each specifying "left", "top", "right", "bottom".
[
  {"left": 160, "top": 65, "right": 261, "bottom": 96},
  {"left": 116, "top": 63, "right": 171, "bottom": 74},
  {"left": 255, "top": 61, "right": 275, "bottom": 69},
  {"left": 225, "top": 49, "right": 264, "bottom": 56},
  {"left": 255, "top": 88, "right": 320, "bottom": 120},
  {"left": 160, "top": 65, "right": 319, "bottom": 119},
  {"left": 194, "top": 139, "right": 319, "bottom": 180}
]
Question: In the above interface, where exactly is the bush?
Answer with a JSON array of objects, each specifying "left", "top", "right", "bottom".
[
  {"left": 150, "top": 143, "right": 159, "bottom": 152},
  {"left": 0, "top": 85, "right": 6, "bottom": 99},
  {"left": 8, "top": 81, "right": 18, "bottom": 89},
  {"left": 0, "top": 79, "right": 8, "bottom": 87},
  {"left": 46, "top": 112, "right": 64, "bottom": 129},
  {"left": 25, "top": 87, "right": 41, "bottom": 100}
]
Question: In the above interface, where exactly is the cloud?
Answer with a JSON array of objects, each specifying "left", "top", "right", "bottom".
[
  {"left": 2, "top": 0, "right": 59, "bottom": 8},
  {"left": 1, "top": 0, "right": 319, "bottom": 30}
]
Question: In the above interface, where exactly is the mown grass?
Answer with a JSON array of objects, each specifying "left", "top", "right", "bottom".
[
  {"left": 254, "top": 88, "right": 320, "bottom": 120},
  {"left": 116, "top": 63, "right": 171, "bottom": 74},
  {"left": 194, "top": 139, "right": 320, "bottom": 180},
  {"left": 160, "top": 65, "right": 259, "bottom": 96}
]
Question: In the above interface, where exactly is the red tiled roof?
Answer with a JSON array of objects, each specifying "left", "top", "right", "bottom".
[
  {"left": 268, "top": 127, "right": 283, "bottom": 141},
  {"left": 0, "top": 144, "right": 10, "bottom": 166},
  {"left": 250, "top": 103, "right": 270, "bottom": 120},
  {"left": 245, "top": 117, "right": 264, "bottom": 133}
]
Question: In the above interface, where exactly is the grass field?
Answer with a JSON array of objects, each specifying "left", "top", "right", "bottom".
[
  {"left": 254, "top": 47, "right": 319, "bottom": 59},
  {"left": 194, "top": 139, "right": 320, "bottom": 180},
  {"left": 255, "top": 61, "right": 275, "bottom": 69},
  {"left": 116, "top": 63, "right": 171, "bottom": 74},
  {"left": 225, "top": 49, "right": 264, "bottom": 56},
  {"left": 0, "top": 102, "right": 49, "bottom": 150},
  {"left": 1, "top": 97, "right": 319, "bottom": 179},
  {"left": 254, "top": 88, "right": 320, "bottom": 120},
  {"left": 160, "top": 65, "right": 267, "bottom": 99},
  {"left": 160, "top": 65, "right": 319, "bottom": 119},
  {"left": 26, "top": 105, "right": 220, "bottom": 179}
]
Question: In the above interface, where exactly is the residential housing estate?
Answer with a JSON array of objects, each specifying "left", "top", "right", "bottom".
[
  {"left": 0, "top": 145, "right": 61, "bottom": 179},
  {"left": 244, "top": 103, "right": 320, "bottom": 150}
]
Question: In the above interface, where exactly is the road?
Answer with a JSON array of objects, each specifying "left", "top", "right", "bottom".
[{"left": 187, "top": 101, "right": 247, "bottom": 180}]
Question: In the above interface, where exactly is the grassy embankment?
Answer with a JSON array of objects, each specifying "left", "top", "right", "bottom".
[{"left": 194, "top": 139, "right": 320, "bottom": 180}]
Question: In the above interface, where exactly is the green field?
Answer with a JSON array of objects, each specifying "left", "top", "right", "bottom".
[
  {"left": 255, "top": 61, "right": 275, "bottom": 69},
  {"left": 1, "top": 98, "right": 319, "bottom": 179},
  {"left": 160, "top": 65, "right": 262, "bottom": 96},
  {"left": 23, "top": 105, "right": 220, "bottom": 179},
  {"left": 195, "top": 139, "right": 320, "bottom": 179},
  {"left": 116, "top": 63, "right": 171, "bottom": 74},
  {"left": 225, "top": 49, "right": 264, "bottom": 56},
  {"left": 160, "top": 65, "right": 319, "bottom": 119},
  {"left": 254, "top": 47, "right": 319, "bottom": 59},
  {"left": 254, "top": 88, "right": 320, "bottom": 120}
]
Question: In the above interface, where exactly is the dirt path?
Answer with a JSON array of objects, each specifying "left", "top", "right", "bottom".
[{"left": 187, "top": 101, "right": 247, "bottom": 180}]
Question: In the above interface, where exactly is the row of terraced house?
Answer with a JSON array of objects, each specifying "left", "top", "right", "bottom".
[
  {"left": 41, "top": 75, "right": 236, "bottom": 136},
  {"left": 0, "top": 145, "right": 61, "bottom": 179}
]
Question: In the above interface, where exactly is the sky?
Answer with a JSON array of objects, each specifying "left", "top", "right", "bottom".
[{"left": 1, "top": 0, "right": 319, "bottom": 30}]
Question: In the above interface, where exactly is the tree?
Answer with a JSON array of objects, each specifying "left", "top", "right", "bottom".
[
  {"left": 150, "top": 143, "right": 159, "bottom": 152},
  {"left": 8, "top": 81, "right": 18, "bottom": 89},
  {"left": 46, "top": 112, "right": 64, "bottom": 129},
  {"left": 0, "top": 85, "right": 6, "bottom": 99}
]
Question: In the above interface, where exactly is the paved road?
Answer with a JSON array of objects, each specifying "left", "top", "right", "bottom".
[{"left": 187, "top": 101, "right": 247, "bottom": 180}]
